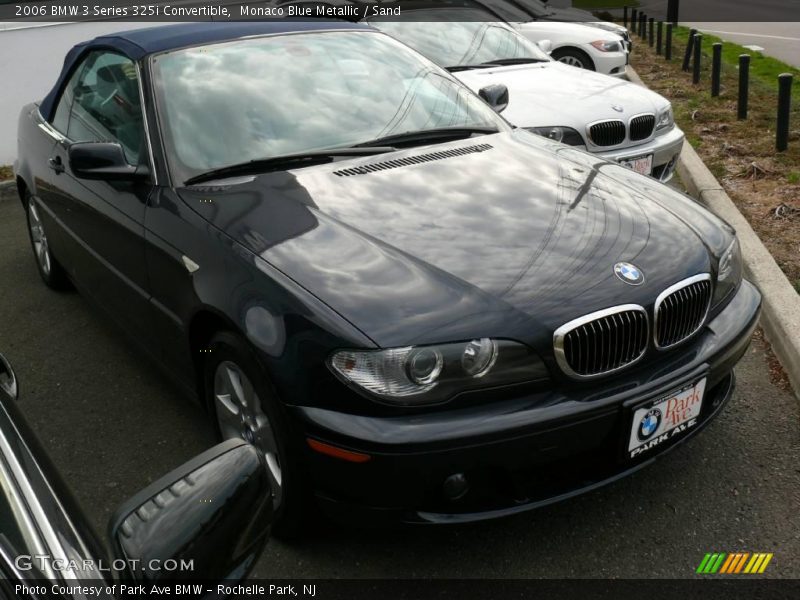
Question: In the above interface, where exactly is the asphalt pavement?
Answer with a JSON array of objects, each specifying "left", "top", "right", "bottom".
[{"left": 0, "top": 184, "right": 798, "bottom": 578}]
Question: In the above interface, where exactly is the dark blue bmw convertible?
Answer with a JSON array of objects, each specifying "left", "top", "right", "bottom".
[{"left": 14, "top": 21, "right": 761, "bottom": 535}]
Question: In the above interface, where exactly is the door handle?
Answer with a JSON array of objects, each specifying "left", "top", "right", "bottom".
[{"left": 48, "top": 156, "right": 65, "bottom": 174}]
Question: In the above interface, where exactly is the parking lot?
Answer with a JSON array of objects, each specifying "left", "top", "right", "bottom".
[{"left": 1, "top": 183, "right": 799, "bottom": 578}]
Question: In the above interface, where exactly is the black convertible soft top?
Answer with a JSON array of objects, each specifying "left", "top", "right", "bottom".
[{"left": 39, "top": 20, "right": 369, "bottom": 123}]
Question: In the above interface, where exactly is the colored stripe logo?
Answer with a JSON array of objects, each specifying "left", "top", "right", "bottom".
[{"left": 697, "top": 552, "right": 773, "bottom": 574}]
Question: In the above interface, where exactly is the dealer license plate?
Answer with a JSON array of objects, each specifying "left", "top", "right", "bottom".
[
  {"left": 620, "top": 154, "right": 653, "bottom": 176},
  {"left": 627, "top": 378, "right": 707, "bottom": 459}
]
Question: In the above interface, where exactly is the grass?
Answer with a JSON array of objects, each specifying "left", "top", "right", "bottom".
[
  {"left": 671, "top": 26, "right": 800, "bottom": 97},
  {"left": 574, "top": 0, "right": 638, "bottom": 9},
  {"left": 0, "top": 165, "right": 12, "bottom": 181}
]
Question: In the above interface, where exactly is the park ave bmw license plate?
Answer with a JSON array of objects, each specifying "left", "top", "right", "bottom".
[
  {"left": 627, "top": 378, "right": 707, "bottom": 459},
  {"left": 621, "top": 154, "right": 653, "bottom": 176}
]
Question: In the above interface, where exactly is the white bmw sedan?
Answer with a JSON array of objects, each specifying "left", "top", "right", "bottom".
[{"left": 372, "top": 13, "right": 684, "bottom": 181}]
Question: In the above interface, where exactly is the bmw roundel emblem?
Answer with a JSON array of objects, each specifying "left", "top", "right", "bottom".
[
  {"left": 614, "top": 262, "right": 645, "bottom": 286},
  {"left": 637, "top": 408, "right": 662, "bottom": 442},
  {"left": 611, "top": 104, "right": 624, "bottom": 113}
]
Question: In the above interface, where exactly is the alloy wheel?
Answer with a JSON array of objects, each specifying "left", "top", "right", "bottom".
[
  {"left": 558, "top": 56, "right": 585, "bottom": 68},
  {"left": 28, "top": 198, "right": 51, "bottom": 276},
  {"left": 213, "top": 360, "right": 283, "bottom": 508}
]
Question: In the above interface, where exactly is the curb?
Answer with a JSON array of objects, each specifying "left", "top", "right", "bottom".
[
  {"left": 628, "top": 66, "right": 800, "bottom": 400},
  {"left": 0, "top": 179, "right": 16, "bottom": 199}
]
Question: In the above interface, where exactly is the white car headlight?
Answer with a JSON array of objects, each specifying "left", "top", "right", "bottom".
[
  {"left": 329, "top": 340, "right": 547, "bottom": 405},
  {"left": 527, "top": 126, "right": 584, "bottom": 146},
  {"left": 589, "top": 39, "right": 623, "bottom": 53},
  {"left": 657, "top": 105, "right": 675, "bottom": 131}
]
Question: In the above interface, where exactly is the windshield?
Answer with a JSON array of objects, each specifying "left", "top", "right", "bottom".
[
  {"left": 505, "top": 0, "right": 550, "bottom": 17},
  {"left": 474, "top": 0, "right": 543, "bottom": 21},
  {"left": 373, "top": 13, "right": 550, "bottom": 69},
  {"left": 151, "top": 30, "right": 506, "bottom": 184}
]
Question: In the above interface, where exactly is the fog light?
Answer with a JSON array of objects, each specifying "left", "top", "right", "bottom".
[{"left": 443, "top": 473, "right": 469, "bottom": 501}]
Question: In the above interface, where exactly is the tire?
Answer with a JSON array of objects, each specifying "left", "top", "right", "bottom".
[
  {"left": 24, "top": 191, "right": 71, "bottom": 290},
  {"left": 552, "top": 48, "right": 596, "bottom": 71},
  {"left": 203, "top": 330, "right": 313, "bottom": 538}
]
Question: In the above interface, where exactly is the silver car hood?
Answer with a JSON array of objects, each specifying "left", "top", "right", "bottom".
[{"left": 454, "top": 62, "right": 668, "bottom": 130}]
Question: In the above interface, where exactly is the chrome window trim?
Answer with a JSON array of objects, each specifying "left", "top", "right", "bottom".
[
  {"left": 654, "top": 273, "right": 713, "bottom": 351},
  {"left": 135, "top": 60, "right": 158, "bottom": 186},
  {"left": 553, "top": 304, "right": 649, "bottom": 380},
  {"left": 36, "top": 116, "right": 67, "bottom": 143}
]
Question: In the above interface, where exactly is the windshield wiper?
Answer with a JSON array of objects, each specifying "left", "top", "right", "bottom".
[
  {"left": 183, "top": 147, "right": 397, "bottom": 186},
  {"left": 446, "top": 64, "right": 502, "bottom": 72},
  {"left": 354, "top": 126, "right": 499, "bottom": 148},
  {"left": 482, "top": 58, "right": 550, "bottom": 66}
]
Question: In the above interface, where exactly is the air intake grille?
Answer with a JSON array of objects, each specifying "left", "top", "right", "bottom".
[
  {"left": 655, "top": 275, "right": 712, "bottom": 349},
  {"left": 333, "top": 144, "right": 493, "bottom": 177},
  {"left": 629, "top": 114, "right": 656, "bottom": 141},
  {"left": 589, "top": 120, "right": 626, "bottom": 146},
  {"left": 555, "top": 306, "right": 648, "bottom": 378}
]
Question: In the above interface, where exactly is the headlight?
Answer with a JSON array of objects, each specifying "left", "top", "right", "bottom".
[
  {"left": 713, "top": 238, "right": 743, "bottom": 307},
  {"left": 329, "top": 340, "right": 547, "bottom": 405},
  {"left": 527, "top": 126, "right": 584, "bottom": 146},
  {"left": 656, "top": 105, "right": 674, "bottom": 131},
  {"left": 590, "top": 39, "right": 623, "bottom": 53}
]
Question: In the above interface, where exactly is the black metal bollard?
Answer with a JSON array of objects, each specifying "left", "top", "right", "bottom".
[
  {"left": 666, "top": 24, "right": 673, "bottom": 60},
  {"left": 639, "top": 14, "right": 645, "bottom": 38},
  {"left": 624, "top": 6, "right": 629, "bottom": 28},
  {"left": 711, "top": 43, "right": 722, "bottom": 97},
  {"left": 641, "top": 14, "right": 647, "bottom": 39},
  {"left": 657, "top": 21, "right": 664, "bottom": 55},
  {"left": 649, "top": 18, "right": 655, "bottom": 47},
  {"left": 693, "top": 34, "right": 702, "bottom": 84},
  {"left": 668, "top": 0, "right": 680, "bottom": 24},
  {"left": 738, "top": 54, "right": 750, "bottom": 120},
  {"left": 631, "top": 8, "right": 637, "bottom": 29},
  {"left": 777, "top": 74, "right": 793, "bottom": 151},
  {"left": 682, "top": 28, "right": 697, "bottom": 71}
]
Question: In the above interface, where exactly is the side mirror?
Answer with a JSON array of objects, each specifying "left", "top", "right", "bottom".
[
  {"left": 69, "top": 142, "right": 148, "bottom": 181},
  {"left": 537, "top": 40, "right": 554, "bottom": 55},
  {"left": 478, "top": 84, "right": 509, "bottom": 113},
  {"left": 0, "top": 354, "right": 18, "bottom": 402},
  {"left": 109, "top": 439, "right": 272, "bottom": 584}
]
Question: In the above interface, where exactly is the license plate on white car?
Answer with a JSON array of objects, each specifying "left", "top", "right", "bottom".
[
  {"left": 627, "top": 378, "right": 707, "bottom": 459},
  {"left": 621, "top": 154, "right": 653, "bottom": 176}
]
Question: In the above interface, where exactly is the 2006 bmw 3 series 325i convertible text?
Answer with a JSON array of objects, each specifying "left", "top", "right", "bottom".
[{"left": 15, "top": 21, "right": 761, "bottom": 535}]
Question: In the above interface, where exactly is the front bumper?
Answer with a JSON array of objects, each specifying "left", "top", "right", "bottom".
[
  {"left": 591, "top": 51, "right": 628, "bottom": 77},
  {"left": 592, "top": 125, "right": 685, "bottom": 182},
  {"left": 295, "top": 280, "right": 761, "bottom": 525}
]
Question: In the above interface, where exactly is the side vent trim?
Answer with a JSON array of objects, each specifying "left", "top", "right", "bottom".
[{"left": 333, "top": 144, "right": 493, "bottom": 177}]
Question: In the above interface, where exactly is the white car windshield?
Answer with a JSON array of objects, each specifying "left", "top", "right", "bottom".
[
  {"left": 151, "top": 30, "right": 505, "bottom": 183},
  {"left": 373, "top": 13, "right": 551, "bottom": 70}
]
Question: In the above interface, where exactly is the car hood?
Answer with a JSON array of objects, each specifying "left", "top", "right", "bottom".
[
  {"left": 179, "top": 131, "right": 728, "bottom": 349},
  {"left": 513, "top": 20, "right": 622, "bottom": 42},
  {"left": 453, "top": 63, "right": 666, "bottom": 130}
]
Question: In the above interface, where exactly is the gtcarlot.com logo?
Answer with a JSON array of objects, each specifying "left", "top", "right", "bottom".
[{"left": 697, "top": 552, "right": 774, "bottom": 574}]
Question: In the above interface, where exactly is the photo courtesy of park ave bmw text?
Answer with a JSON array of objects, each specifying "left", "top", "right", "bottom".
[{"left": 0, "top": 0, "right": 799, "bottom": 597}]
